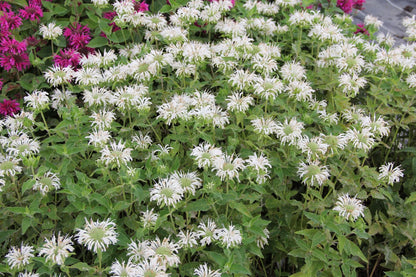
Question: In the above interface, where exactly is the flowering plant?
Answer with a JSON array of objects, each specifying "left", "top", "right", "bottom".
[{"left": 0, "top": 0, "right": 416, "bottom": 276}]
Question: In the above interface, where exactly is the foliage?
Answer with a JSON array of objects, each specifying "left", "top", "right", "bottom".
[{"left": 0, "top": 0, "right": 416, "bottom": 276}]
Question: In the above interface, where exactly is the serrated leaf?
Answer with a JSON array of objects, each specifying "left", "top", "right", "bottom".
[
  {"left": 229, "top": 201, "right": 252, "bottom": 218},
  {"left": 113, "top": 201, "right": 131, "bottom": 211},
  {"left": 4, "top": 0, "right": 27, "bottom": 7},
  {"left": 87, "top": 36, "right": 109, "bottom": 48},
  {"left": 22, "top": 217, "right": 31, "bottom": 235},
  {"left": 183, "top": 199, "right": 210, "bottom": 212},
  {"left": 22, "top": 179, "right": 35, "bottom": 194},
  {"left": 338, "top": 236, "right": 368, "bottom": 262},
  {"left": 203, "top": 251, "right": 227, "bottom": 266},
  {"left": 230, "top": 263, "right": 251, "bottom": 275},
  {"left": 405, "top": 192, "right": 416, "bottom": 204}
]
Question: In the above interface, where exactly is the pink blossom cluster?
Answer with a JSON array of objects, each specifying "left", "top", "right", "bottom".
[
  {"left": 337, "top": 0, "right": 365, "bottom": 14},
  {"left": 0, "top": 98, "right": 20, "bottom": 117},
  {"left": 0, "top": 0, "right": 46, "bottom": 72}
]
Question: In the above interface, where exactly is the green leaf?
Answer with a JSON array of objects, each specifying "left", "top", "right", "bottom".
[
  {"left": 22, "top": 179, "right": 35, "bottom": 194},
  {"left": 229, "top": 201, "right": 252, "bottom": 218},
  {"left": 87, "top": 36, "right": 109, "bottom": 48},
  {"left": 183, "top": 199, "right": 210, "bottom": 212},
  {"left": 159, "top": 4, "right": 172, "bottom": 13},
  {"left": 405, "top": 192, "right": 416, "bottom": 204},
  {"left": 4, "top": 0, "right": 27, "bottom": 7},
  {"left": 22, "top": 217, "right": 31, "bottom": 235},
  {"left": 311, "top": 231, "right": 326, "bottom": 247},
  {"left": 69, "top": 262, "right": 94, "bottom": 272},
  {"left": 113, "top": 201, "right": 131, "bottom": 211},
  {"left": 230, "top": 263, "right": 251, "bottom": 275},
  {"left": 338, "top": 236, "right": 368, "bottom": 262},
  {"left": 203, "top": 251, "right": 227, "bottom": 267}
]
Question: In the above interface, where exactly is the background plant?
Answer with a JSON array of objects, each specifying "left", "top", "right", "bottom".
[{"left": 0, "top": 0, "right": 416, "bottom": 276}]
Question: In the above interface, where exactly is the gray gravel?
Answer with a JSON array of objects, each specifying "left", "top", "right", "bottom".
[{"left": 354, "top": 0, "right": 416, "bottom": 44}]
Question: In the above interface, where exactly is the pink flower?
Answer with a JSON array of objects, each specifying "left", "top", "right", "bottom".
[
  {"left": 54, "top": 48, "right": 81, "bottom": 68},
  {"left": 103, "top": 11, "right": 121, "bottom": 32},
  {"left": 64, "top": 23, "right": 92, "bottom": 50},
  {"left": 133, "top": 0, "right": 149, "bottom": 12},
  {"left": 0, "top": 12, "right": 23, "bottom": 30},
  {"left": 24, "top": 36, "right": 40, "bottom": 48},
  {"left": 0, "top": 1, "right": 11, "bottom": 12},
  {"left": 19, "top": 2, "right": 43, "bottom": 22},
  {"left": 0, "top": 52, "right": 30, "bottom": 71},
  {"left": 0, "top": 37, "right": 27, "bottom": 54},
  {"left": 353, "top": 0, "right": 365, "bottom": 10},
  {"left": 0, "top": 99, "right": 20, "bottom": 116},
  {"left": 354, "top": 23, "right": 369, "bottom": 36},
  {"left": 337, "top": 0, "right": 353, "bottom": 13}
]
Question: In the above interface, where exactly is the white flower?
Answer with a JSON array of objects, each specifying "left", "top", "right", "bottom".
[
  {"left": 256, "top": 228, "right": 270, "bottom": 249},
  {"left": 148, "top": 237, "right": 181, "bottom": 268},
  {"left": 5, "top": 243, "right": 34, "bottom": 269},
  {"left": 92, "top": 0, "right": 109, "bottom": 7},
  {"left": 113, "top": 0, "right": 134, "bottom": 16},
  {"left": 194, "top": 263, "right": 222, "bottom": 277},
  {"left": 90, "top": 109, "right": 115, "bottom": 130},
  {"left": 113, "top": 84, "right": 151, "bottom": 112},
  {"left": 127, "top": 240, "right": 151, "bottom": 263},
  {"left": 73, "top": 67, "right": 103, "bottom": 86},
  {"left": 214, "top": 225, "right": 242, "bottom": 248},
  {"left": 44, "top": 66, "right": 74, "bottom": 87},
  {"left": 226, "top": 92, "right": 253, "bottom": 113},
  {"left": 145, "top": 13, "right": 168, "bottom": 30},
  {"left": 51, "top": 89, "right": 75, "bottom": 110},
  {"left": 86, "top": 129, "right": 111, "bottom": 147},
  {"left": 251, "top": 117, "right": 278, "bottom": 136},
  {"left": 297, "top": 160, "right": 330, "bottom": 187},
  {"left": 150, "top": 178, "right": 184, "bottom": 207},
  {"left": 132, "top": 131, "right": 152, "bottom": 150},
  {"left": 228, "top": 69, "right": 259, "bottom": 90},
  {"left": 406, "top": 73, "right": 416, "bottom": 88},
  {"left": 141, "top": 209, "right": 158, "bottom": 228},
  {"left": 246, "top": 153, "right": 271, "bottom": 183},
  {"left": 360, "top": 115, "right": 390, "bottom": 137},
  {"left": 253, "top": 77, "right": 284, "bottom": 101},
  {"left": 378, "top": 163, "right": 404, "bottom": 185},
  {"left": 280, "top": 61, "right": 306, "bottom": 82},
  {"left": 212, "top": 153, "right": 246, "bottom": 181},
  {"left": 157, "top": 94, "right": 193, "bottom": 125},
  {"left": 297, "top": 135, "right": 329, "bottom": 160},
  {"left": 83, "top": 87, "right": 113, "bottom": 107},
  {"left": 33, "top": 171, "right": 61, "bottom": 195},
  {"left": 38, "top": 233, "right": 74, "bottom": 265},
  {"left": 159, "top": 26, "right": 188, "bottom": 42},
  {"left": 110, "top": 260, "right": 139, "bottom": 277},
  {"left": 338, "top": 73, "right": 367, "bottom": 97},
  {"left": 345, "top": 127, "right": 375, "bottom": 152},
  {"left": 76, "top": 218, "right": 118, "bottom": 253},
  {"left": 197, "top": 218, "right": 218, "bottom": 246},
  {"left": 136, "top": 259, "right": 169, "bottom": 277},
  {"left": 177, "top": 229, "right": 200, "bottom": 248},
  {"left": 0, "top": 155, "right": 22, "bottom": 177},
  {"left": 39, "top": 23, "right": 62, "bottom": 40},
  {"left": 191, "top": 142, "right": 223, "bottom": 168},
  {"left": 276, "top": 118, "right": 304, "bottom": 145},
  {"left": 18, "top": 272, "right": 39, "bottom": 277},
  {"left": 285, "top": 80, "right": 314, "bottom": 102},
  {"left": 24, "top": 90, "right": 50, "bottom": 111},
  {"left": 0, "top": 178, "right": 5, "bottom": 192},
  {"left": 6, "top": 136, "right": 40, "bottom": 157},
  {"left": 333, "top": 194, "right": 365, "bottom": 221},
  {"left": 99, "top": 140, "right": 133, "bottom": 168},
  {"left": 365, "top": 15, "right": 383, "bottom": 29},
  {"left": 171, "top": 171, "right": 202, "bottom": 195}
]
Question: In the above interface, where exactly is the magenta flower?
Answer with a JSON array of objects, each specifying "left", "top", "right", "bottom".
[
  {"left": 0, "top": 99, "right": 21, "bottom": 116},
  {"left": 0, "top": 12, "right": 23, "bottom": 30},
  {"left": 0, "top": 52, "right": 30, "bottom": 71},
  {"left": 0, "top": 1, "right": 11, "bottom": 12},
  {"left": 19, "top": 1, "right": 43, "bottom": 22},
  {"left": 63, "top": 23, "right": 92, "bottom": 50},
  {"left": 133, "top": 0, "right": 149, "bottom": 12},
  {"left": 0, "top": 37, "right": 27, "bottom": 55},
  {"left": 103, "top": 11, "right": 121, "bottom": 33},
  {"left": 354, "top": 23, "right": 369, "bottom": 36},
  {"left": 54, "top": 48, "right": 81, "bottom": 68},
  {"left": 24, "top": 36, "right": 40, "bottom": 48},
  {"left": 353, "top": 0, "right": 365, "bottom": 10}
]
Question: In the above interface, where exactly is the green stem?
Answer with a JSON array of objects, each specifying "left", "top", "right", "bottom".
[{"left": 40, "top": 110, "right": 51, "bottom": 135}]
